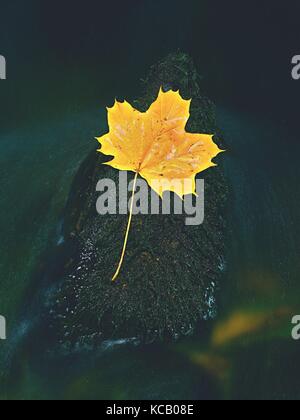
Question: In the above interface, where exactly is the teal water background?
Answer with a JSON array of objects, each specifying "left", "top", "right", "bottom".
[{"left": 1, "top": 0, "right": 300, "bottom": 400}]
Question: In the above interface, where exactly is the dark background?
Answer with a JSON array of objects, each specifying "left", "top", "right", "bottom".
[
  {"left": 1, "top": 0, "right": 300, "bottom": 131},
  {"left": 1, "top": 0, "right": 300, "bottom": 401}
]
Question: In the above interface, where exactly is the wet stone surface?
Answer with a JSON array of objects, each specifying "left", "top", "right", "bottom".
[{"left": 44, "top": 53, "right": 229, "bottom": 349}]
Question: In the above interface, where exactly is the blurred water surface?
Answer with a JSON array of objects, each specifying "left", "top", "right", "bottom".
[{"left": 0, "top": 0, "right": 300, "bottom": 400}]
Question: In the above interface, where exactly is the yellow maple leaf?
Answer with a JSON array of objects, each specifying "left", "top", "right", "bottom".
[{"left": 96, "top": 88, "right": 224, "bottom": 281}]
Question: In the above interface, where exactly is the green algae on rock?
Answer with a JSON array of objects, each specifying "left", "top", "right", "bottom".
[{"left": 48, "top": 53, "right": 229, "bottom": 347}]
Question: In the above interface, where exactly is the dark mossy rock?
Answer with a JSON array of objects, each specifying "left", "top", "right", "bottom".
[{"left": 47, "top": 52, "right": 229, "bottom": 348}]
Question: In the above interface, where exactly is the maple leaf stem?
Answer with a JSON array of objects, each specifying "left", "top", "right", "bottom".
[{"left": 112, "top": 171, "right": 139, "bottom": 282}]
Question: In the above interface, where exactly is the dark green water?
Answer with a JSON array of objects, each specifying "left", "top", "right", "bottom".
[
  {"left": 1, "top": 105, "right": 299, "bottom": 400},
  {"left": 1, "top": 0, "right": 300, "bottom": 400}
]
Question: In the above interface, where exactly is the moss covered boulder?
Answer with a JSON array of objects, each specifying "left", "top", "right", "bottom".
[{"left": 47, "top": 52, "right": 228, "bottom": 348}]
